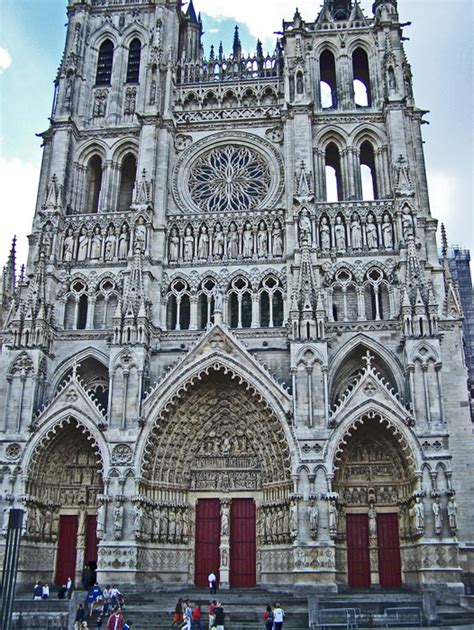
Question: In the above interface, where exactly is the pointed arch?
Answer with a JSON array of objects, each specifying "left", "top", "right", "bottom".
[{"left": 51, "top": 348, "right": 110, "bottom": 393}]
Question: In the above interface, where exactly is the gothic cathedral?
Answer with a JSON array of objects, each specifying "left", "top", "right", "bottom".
[{"left": 0, "top": 0, "right": 473, "bottom": 597}]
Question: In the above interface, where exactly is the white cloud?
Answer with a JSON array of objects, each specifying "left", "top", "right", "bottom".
[
  {"left": 197, "top": 0, "right": 324, "bottom": 43},
  {"left": 0, "top": 157, "right": 40, "bottom": 268},
  {"left": 427, "top": 169, "right": 473, "bottom": 252},
  {"left": 0, "top": 47, "right": 12, "bottom": 74}
]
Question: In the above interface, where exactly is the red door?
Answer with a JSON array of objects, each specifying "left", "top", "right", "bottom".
[
  {"left": 230, "top": 499, "right": 256, "bottom": 587},
  {"left": 377, "top": 513, "right": 402, "bottom": 587},
  {"left": 194, "top": 499, "right": 221, "bottom": 587},
  {"left": 346, "top": 513, "right": 370, "bottom": 588},
  {"left": 55, "top": 515, "right": 78, "bottom": 586}
]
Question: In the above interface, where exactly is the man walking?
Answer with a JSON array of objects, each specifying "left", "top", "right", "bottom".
[
  {"left": 214, "top": 601, "right": 225, "bottom": 630},
  {"left": 208, "top": 571, "right": 217, "bottom": 595}
]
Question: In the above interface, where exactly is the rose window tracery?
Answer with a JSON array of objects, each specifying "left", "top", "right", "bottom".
[{"left": 188, "top": 145, "right": 271, "bottom": 213}]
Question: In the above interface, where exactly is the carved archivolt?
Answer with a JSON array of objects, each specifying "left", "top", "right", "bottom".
[{"left": 141, "top": 369, "right": 291, "bottom": 491}]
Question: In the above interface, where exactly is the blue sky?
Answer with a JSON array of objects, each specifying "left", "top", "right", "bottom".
[{"left": 0, "top": 0, "right": 472, "bottom": 269}]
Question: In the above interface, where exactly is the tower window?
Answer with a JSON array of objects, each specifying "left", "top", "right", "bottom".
[
  {"left": 95, "top": 39, "right": 114, "bottom": 86},
  {"left": 325, "top": 142, "right": 343, "bottom": 201},
  {"left": 320, "top": 49, "right": 337, "bottom": 108},
  {"left": 352, "top": 48, "right": 371, "bottom": 107},
  {"left": 117, "top": 154, "right": 137, "bottom": 213},
  {"left": 360, "top": 141, "right": 377, "bottom": 200},
  {"left": 77, "top": 294, "right": 88, "bottom": 330},
  {"left": 87, "top": 155, "right": 103, "bottom": 214},
  {"left": 126, "top": 39, "right": 141, "bottom": 84}
]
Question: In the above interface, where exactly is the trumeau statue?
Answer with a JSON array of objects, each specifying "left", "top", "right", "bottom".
[
  {"left": 257, "top": 221, "right": 268, "bottom": 258},
  {"left": 366, "top": 214, "right": 378, "bottom": 249},
  {"left": 90, "top": 226, "right": 102, "bottom": 260},
  {"left": 227, "top": 222, "right": 239, "bottom": 259},
  {"left": 320, "top": 216, "right": 330, "bottom": 252}
]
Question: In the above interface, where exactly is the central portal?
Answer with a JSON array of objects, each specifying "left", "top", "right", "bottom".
[{"left": 194, "top": 498, "right": 256, "bottom": 588}]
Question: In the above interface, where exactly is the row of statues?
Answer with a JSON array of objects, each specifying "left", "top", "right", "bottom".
[
  {"left": 411, "top": 495, "right": 458, "bottom": 535},
  {"left": 169, "top": 220, "right": 284, "bottom": 263},
  {"left": 47, "top": 218, "right": 148, "bottom": 263},
  {"left": 298, "top": 209, "right": 395, "bottom": 252}
]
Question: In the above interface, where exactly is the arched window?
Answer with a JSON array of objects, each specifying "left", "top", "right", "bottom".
[
  {"left": 228, "top": 277, "right": 252, "bottom": 329},
  {"left": 95, "top": 39, "right": 114, "bottom": 86},
  {"left": 320, "top": 49, "right": 337, "bottom": 108},
  {"left": 352, "top": 47, "right": 371, "bottom": 107},
  {"left": 166, "top": 279, "right": 191, "bottom": 331},
  {"left": 86, "top": 155, "right": 103, "bottom": 214},
  {"left": 325, "top": 142, "right": 343, "bottom": 201},
  {"left": 77, "top": 294, "right": 88, "bottom": 330},
  {"left": 360, "top": 141, "right": 378, "bottom": 200},
  {"left": 260, "top": 276, "right": 284, "bottom": 327},
  {"left": 117, "top": 154, "right": 137, "bottom": 213},
  {"left": 126, "top": 39, "right": 141, "bottom": 84},
  {"left": 198, "top": 278, "right": 217, "bottom": 329}
]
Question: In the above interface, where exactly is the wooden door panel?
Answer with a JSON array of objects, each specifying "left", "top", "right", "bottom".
[
  {"left": 85, "top": 515, "right": 98, "bottom": 565},
  {"left": 194, "top": 499, "right": 221, "bottom": 587},
  {"left": 377, "top": 513, "right": 402, "bottom": 588},
  {"left": 55, "top": 515, "right": 78, "bottom": 586},
  {"left": 230, "top": 499, "right": 256, "bottom": 587},
  {"left": 346, "top": 513, "right": 370, "bottom": 588}
]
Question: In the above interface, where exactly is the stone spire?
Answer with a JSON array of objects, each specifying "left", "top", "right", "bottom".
[
  {"left": 114, "top": 245, "right": 149, "bottom": 345},
  {"left": 232, "top": 26, "right": 242, "bottom": 58},
  {"left": 290, "top": 235, "right": 324, "bottom": 340},
  {"left": 2, "top": 236, "right": 17, "bottom": 306},
  {"left": 186, "top": 0, "right": 199, "bottom": 24},
  {"left": 440, "top": 224, "right": 463, "bottom": 320}
]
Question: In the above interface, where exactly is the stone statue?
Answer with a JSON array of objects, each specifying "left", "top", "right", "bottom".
[
  {"left": 213, "top": 287, "right": 223, "bottom": 312},
  {"left": 113, "top": 501, "right": 124, "bottom": 540},
  {"left": 366, "top": 214, "right": 378, "bottom": 249},
  {"left": 213, "top": 224, "right": 224, "bottom": 258},
  {"left": 77, "top": 504, "right": 87, "bottom": 538},
  {"left": 227, "top": 223, "right": 239, "bottom": 259},
  {"left": 242, "top": 223, "right": 253, "bottom": 258},
  {"left": 198, "top": 225, "right": 209, "bottom": 259},
  {"left": 272, "top": 220, "right": 284, "bottom": 257},
  {"left": 221, "top": 547, "right": 229, "bottom": 567},
  {"left": 299, "top": 208, "right": 312, "bottom": 244},
  {"left": 382, "top": 213, "right": 393, "bottom": 249},
  {"left": 63, "top": 227, "right": 75, "bottom": 262},
  {"left": 319, "top": 216, "right": 330, "bottom": 252},
  {"left": 77, "top": 227, "right": 89, "bottom": 262},
  {"left": 182, "top": 509, "right": 189, "bottom": 542},
  {"left": 134, "top": 503, "right": 144, "bottom": 535},
  {"left": 41, "top": 224, "right": 53, "bottom": 257},
  {"left": 351, "top": 213, "right": 362, "bottom": 250},
  {"left": 257, "top": 221, "right": 268, "bottom": 258},
  {"left": 168, "top": 227, "right": 179, "bottom": 262},
  {"left": 97, "top": 499, "right": 106, "bottom": 539},
  {"left": 328, "top": 500, "right": 338, "bottom": 534},
  {"left": 104, "top": 226, "right": 116, "bottom": 261},
  {"left": 290, "top": 500, "right": 298, "bottom": 539},
  {"left": 183, "top": 226, "right": 194, "bottom": 262},
  {"left": 402, "top": 212, "right": 414, "bottom": 240},
  {"left": 368, "top": 504, "right": 377, "bottom": 538},
  {"left": 117, "top": 224, "right": 130, "bottom": 259},
  {"left": 90, "top": 226, "right": 102, "bottom": 260},
  {"left": 432, "top": 497, "right": 443, "bottom": 535},
  {"left": 134, "top": 216, "right": 147, "bottom": 252},
  {"left": 447, "top": 497, "right": 458, "bottom": 531},
  {"left": 414, "top": 497, "right": 425, "bottom": 531},
  {"left": 221, "top": 503, "right": 230, "bottom": 537},
  {"left": 334, "top": 216, "right": 346, "bottom": 252},
  {"left": 307, "top": 500, "right": 318, "bottom": 536},
  {"left": 168, "top": 509, "right": 176, "bottom": 542}
]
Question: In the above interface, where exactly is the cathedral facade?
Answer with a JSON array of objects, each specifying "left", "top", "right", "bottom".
[{"left": 0, "top": 0, "right": 473, "bottom": 598}]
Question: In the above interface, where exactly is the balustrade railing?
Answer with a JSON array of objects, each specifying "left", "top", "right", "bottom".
[{"left": 177, "top": 54, "right": 282, "bottom": 85}]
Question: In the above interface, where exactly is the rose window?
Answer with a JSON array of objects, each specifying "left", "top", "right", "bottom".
[{"left": 188, "top": 145, "right": 271, "bottom": 213}]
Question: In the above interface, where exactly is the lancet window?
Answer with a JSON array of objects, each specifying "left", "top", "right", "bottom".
[
  {"left": 320, "top": 49, "right": 338, "bottom": 108},
  {"left": 126, "top": 38, "right": 141, "bottom": 84},
  {"left": 93, "top": 279, "right": 119, "bottom": 330},
  {"left": 228, "top": 277, "right": 253, "bottom": 329},
  {"left": 198, "top": 278, "right": 217, "bottom": 329},
  {"left": 95, "top": 39, "right": 114, "bottom": 86},
  {"left": 117, "top": 154, "right": 137, "bottom": 213},
  {"left": 64, "top": 280, "right": 89, "bottom": 330},
  {"left": 166, "top": 279, "right": 191, "bottom": 331},
  {"left": 325, "top": 142, "right": 343, "bottom": 201},
  {"left": 352, "top": 47, "right": 372, "bottom": 107},
  {"left": 259, "top": 276, "right": 284, "bottom": 328},
  {"left": 86, "top": 155, "right": 103, "bottom": 214},
  {"left": 360, "top": 141, "right": 378, "bottom": 200}
]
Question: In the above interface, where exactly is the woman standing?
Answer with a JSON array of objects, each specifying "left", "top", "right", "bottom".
[{"left": 264, "top": 604, "right": 274, "bottom": 630}]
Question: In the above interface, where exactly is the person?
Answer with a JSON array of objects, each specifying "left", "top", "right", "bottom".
[
  {"left": 42, "top": 583, "right": 50, "bottom": 599},
  {"left": 87, "top": 588, "right": 96, "bottom": 616},
  {"left": 66, "top": 576, "right": 73, "bottom": 599},
  {"left": 183, "top": 600, "right": 193, "bottom": 630},
  {"left": 110, "top": 585, "right": 122, "bottom": 608},
  {"left": 208, "top": 600, "right": 217, "bottom": 629},
  {"left": 192, "top": 604, "right": 202, "bottom": 630},
  {"left": 58, "top": 584, "right": 68, "bottom": 599},
  {"left": 82, "top": 564, "right": 91, "bottom": 590},
  {"left": 208, "top": 571, "right": 217, "bottom": 595},
  {"left": 123, "top": 622, "right": 133, "bottom": 630},
  {"left": 33, "top": 582, "right": 42, "bottom": 600},
  {"left": 172, "top": 597, "right": 184, "bottom": 626},
  {"left": 214, "top": 602, "right": 225, "bottom": 630},
  {"left": 96, "top": 616, "right": 103, "bottom": 629},
  {"left": 102, "top": 585, "right": 111, "bottom": 616},
  {"left": 75, "top": 604, "right": 87, "bottom": 630},
  {"left": 107, "top": 608, "right": 124, "bottom": 630},
  {"left": 273, "top": 603, "right": 285, "bottom": 629},
  {"left": 264, "top": 604, "right": 274, "bottom": 630}
]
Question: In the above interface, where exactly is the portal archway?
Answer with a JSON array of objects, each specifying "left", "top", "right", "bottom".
[
  {"left": 140, "top": 367, "right": 293, "bottom": 587},
  {"left": 23, "top": 417, "right": 104, "bottom": 585},
  {"left": 333, "top": 412, "right": 417, "bottom": 588}
]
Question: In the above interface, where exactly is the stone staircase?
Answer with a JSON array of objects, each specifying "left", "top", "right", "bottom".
[{"left": 9, "top": 584, "right": 474, "bottom": 629}]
